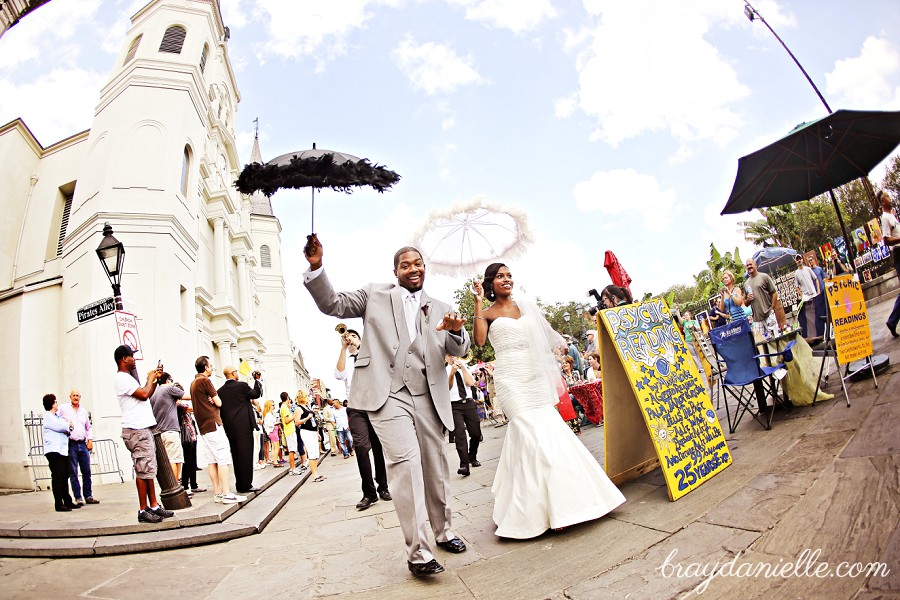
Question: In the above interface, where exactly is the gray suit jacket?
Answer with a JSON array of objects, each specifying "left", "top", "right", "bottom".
[{"left": 305, "top": 269, "right": 469, "bottom": 429}]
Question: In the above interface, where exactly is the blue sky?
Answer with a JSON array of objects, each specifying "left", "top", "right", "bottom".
[{"left": 2, "top": 0, "right": 899, "bottom": 394}]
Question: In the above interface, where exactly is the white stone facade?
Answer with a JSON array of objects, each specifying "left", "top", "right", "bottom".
[{"left": 0, "top": 0, "right": 307, "bottom": 489}]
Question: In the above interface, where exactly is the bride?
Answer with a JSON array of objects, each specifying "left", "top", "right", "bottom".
[{"left": 472, "top": 263, "right": 625, "bottom": 539}]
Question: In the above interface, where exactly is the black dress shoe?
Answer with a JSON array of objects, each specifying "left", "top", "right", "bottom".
[
  {"left": 238, "top": 487, "right": 261, "bottom": 494},
  {"left": 408, "top": 559, "right": 445, "bottom": 577},
  {"left": 470, "top": 459, "right": 481, "bottom": 467},
  {"left": 55, "top": 505, "right": 71, "bottom": 512},
  {"left": 378, "top": 489, "right": 392, "bottom": 501},
  {"left": 64, "top": 503, "right": 82, "bottom": 509},
  {"left": 457, "top": 464, "right": 470, "bottom": 476},
  {"left": 436, "top": 538, "right": 467, "bottom": 553},
  {"left": 356, "top": 496, "right": 378, "bottom": 510}
]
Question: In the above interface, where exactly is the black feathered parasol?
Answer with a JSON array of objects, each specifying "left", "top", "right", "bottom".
[{"left": 234, "top": 144, "right": 401, "bottom": 231}]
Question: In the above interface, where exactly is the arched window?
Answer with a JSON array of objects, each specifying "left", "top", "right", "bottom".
[
  {"left": 124, "top": 35, "right": 142, "bottom": 64},
  {"left": 180, "top": 145, "right": 192, "bottom": 196},
  {"left": 260, "top": 245, "right": 272, "bottom": 268},
  {"left": 159, "top": 26, "right": 186, "bottom": 54},
  {"left": 200, "top": 43, "right": 209, "bottom": 73}
]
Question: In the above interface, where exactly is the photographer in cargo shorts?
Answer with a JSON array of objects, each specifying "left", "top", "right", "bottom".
[{"left": 114, "top": 345, "right": 175, "bottom": 524}]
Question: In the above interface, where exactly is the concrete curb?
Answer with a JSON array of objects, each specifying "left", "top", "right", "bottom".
[{"left": 0, "top": 457, "right": 325, "bottom": 557}]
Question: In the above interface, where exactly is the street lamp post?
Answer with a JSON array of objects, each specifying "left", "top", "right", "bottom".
[
  {"left": 743, "top": 0, "right": 879, "bottom": 215},
  {"left": 575, "top": 305, "right": 585, "bottom": 340},
  {"left": 562, "top": 311, "right": 574, "bottom": 340},
  {"left": 95, "top": 223, "right": 125, "bottom": 310},
  {"left": 95, "top": 222, "right": 191, "bottom": 510}
]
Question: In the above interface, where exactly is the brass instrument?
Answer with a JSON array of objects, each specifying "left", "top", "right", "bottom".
[
  {"left": 462, "top": 349, "right": 474, "bottom": 364},
  {"left": 335, "top": 323, "right": 357, "bottom": 348}
]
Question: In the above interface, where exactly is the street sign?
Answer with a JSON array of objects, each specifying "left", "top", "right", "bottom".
[
  {"left": 76, "top": 297, "right": 116, "bottom": 324},
  {"left": 115, "top": 311, "right": 143, "bottom": 360}
]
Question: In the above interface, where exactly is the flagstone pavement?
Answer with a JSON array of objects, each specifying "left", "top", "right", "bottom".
[{"left": 0, "top": 301, "right": 897, "bottom": 600}]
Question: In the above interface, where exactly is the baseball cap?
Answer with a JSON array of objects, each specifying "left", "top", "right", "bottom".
[{"left": 114, "top": 344, "right": 134, "bottom": 362}]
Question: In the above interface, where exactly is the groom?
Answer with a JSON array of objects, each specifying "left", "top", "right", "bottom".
[{"left": 303, "top": 234, "right": 470, "bottom": 576}]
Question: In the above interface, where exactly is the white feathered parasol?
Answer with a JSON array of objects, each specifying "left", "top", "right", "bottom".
[{"left": 411, "top": 196, "right": 534, "bottom": 277}]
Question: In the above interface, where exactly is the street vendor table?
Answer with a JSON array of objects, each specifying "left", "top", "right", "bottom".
[
  {"left": 570, "top": 380, "right": 604, "bottom": 424},
  {"left": 756, "top": 328, "right": 834, "bottom": 406}
]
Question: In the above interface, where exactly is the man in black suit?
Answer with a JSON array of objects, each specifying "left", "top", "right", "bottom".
[{"left": 217, "top": 367, "right": 263, "bottom": 493}]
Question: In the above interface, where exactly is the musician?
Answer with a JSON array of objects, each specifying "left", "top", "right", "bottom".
[
  {"left": 335, "top": 326, "right": 391, "bottom": 510},
  {"left": 446, "top": 355, "right": 482, "bottom": 477}
]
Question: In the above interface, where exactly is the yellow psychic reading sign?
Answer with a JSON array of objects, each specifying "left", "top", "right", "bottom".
[
  {"left": 824, "top": 275, "right": 873, "bottom": 364},
  {"left": 598, "top": 299, "right": 732, "bottom": 501}
]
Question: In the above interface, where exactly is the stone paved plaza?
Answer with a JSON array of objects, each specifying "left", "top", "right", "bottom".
[{"left": 0, "top": 301, "right": 898, "bottom": 600}]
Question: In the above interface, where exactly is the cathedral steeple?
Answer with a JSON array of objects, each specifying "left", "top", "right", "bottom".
[{"left": 249, "top": 119, "right": 275, "bottom": 216}]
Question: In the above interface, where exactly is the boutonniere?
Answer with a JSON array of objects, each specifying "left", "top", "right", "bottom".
[{"left": 421, "top": 303, "right": 430, "bottom": 323}]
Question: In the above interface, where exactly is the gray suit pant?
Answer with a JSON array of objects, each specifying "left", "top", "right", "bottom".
[{"left": 368, "top": 387, "right": 455, "bottom": 563}]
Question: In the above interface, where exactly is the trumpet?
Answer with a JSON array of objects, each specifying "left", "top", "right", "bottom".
[
  {"left": 335, "top": 323, "right": 357, "bottom": 348},
  {"left": 461, "top": 349, "right": 474, "bottom": 364}
]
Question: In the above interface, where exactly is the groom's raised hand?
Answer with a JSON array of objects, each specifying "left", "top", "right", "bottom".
[
  {"left": 304, "top": 233, "right": 323, "bottom": 270},
  {"left": 436, "top": 311, "right": 466, "bottom": 335}
]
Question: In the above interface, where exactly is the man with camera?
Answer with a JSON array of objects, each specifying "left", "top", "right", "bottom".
[
  {"left": 336, "top": 328, "right": 391, "bottom": 510},
  {"left": 114, "top": 345, "right": 175, "bottom": 523},
  {"left": 217, "top": 367, "right": 263, "bottom": 494}
]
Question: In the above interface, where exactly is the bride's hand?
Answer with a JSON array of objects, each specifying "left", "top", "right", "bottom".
[{"left": 471, "top": 279, "right": 484, "bottom": 300}]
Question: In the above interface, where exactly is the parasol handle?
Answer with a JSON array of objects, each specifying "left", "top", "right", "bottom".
[{"left": 311, "top": 186, "right": 315, "bottom": 234}]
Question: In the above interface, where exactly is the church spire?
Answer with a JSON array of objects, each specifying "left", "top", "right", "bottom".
[{"left": 248, "top": 118, "right": 275, "bottom": 216}]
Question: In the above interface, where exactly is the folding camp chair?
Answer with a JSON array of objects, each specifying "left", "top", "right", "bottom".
[
  {"left": 709, "top": 319, "right": 797, "bottom": 434},
  {"left": 694, "top": 333, "right": 725, "bottom": 408}
]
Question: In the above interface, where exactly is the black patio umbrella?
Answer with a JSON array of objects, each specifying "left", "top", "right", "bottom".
[
  {"left": 234, "top": 143, "right": 400, "bottom": 231},
  {"left": 722, "top": 109, "right": 900, "bottom": 259}
]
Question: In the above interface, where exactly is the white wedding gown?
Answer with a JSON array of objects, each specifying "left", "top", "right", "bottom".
[{"left": 489, "top": 314, "right": 626, "bottom": 539}]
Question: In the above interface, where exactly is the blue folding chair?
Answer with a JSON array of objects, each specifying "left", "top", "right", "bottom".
[{"left": 709, "top": 319, "right": 797, "bottom": 433}]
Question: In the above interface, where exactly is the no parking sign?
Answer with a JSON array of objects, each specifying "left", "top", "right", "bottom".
[{"left": 115, "top": 311, "right": 143, "bottom": 360}]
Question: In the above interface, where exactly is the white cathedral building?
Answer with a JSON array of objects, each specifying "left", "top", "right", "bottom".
[{"left": 0, "top": 0, "right": 308, "bottom": 489}]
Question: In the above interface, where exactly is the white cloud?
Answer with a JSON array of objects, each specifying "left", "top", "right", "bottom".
[
  {"left": 248, "top": 0, "right": 383, "bottom": 70},
  {"left": 392, "top": 38, "right": 485, "bottom": 95},
  {"left": 826, "top": 36, "right": 900, "bottom": 109},
  {"left": 97, "top": 1, "right": 147, "bottom": 55},
  {"left": 0, "top": 68, "right": 107, "bottom": 144},
  {"left": 447, "top": 0, "right": 556, "bottom": 33},
  {"left": 220, "top": 0, "right": 251, "bottom": 30},
  {"left": 572, "top": 168, "right": 680, "bottom": 232},
  {"left": 0, "top": 2, "right": 99, "bottom": 71},
  {"left": 558, "top": 1, "right": 749, "bottom": 148}
]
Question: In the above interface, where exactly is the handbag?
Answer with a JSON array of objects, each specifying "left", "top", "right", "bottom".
[{"left": 300, "top": 406, "right": 317, "bottom": 431}]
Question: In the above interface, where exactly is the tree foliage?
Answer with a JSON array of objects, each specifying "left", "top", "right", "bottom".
[
  {"left": 452, "top": 278, "right": 495, "bottom": 363},
  {"left": 691, "top": 243, "right": 744, "bottom": 307},
  {"left": 450, "top": 279, "right": 588, "bottom": 361}
]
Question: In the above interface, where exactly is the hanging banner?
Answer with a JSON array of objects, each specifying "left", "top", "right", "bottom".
[
  {"left": 599, "top": 299, "right": 732, "bottom": 501},
  {"left": 115, "top": 311, "right": 143, "bottom": 360},
  {"left": 824, "top": 276, "right": 872, "bottom": 364}
]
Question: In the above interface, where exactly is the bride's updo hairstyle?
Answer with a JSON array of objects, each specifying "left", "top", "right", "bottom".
[{"left": 483, "top": 262, "right": 506, "bottom": 302}]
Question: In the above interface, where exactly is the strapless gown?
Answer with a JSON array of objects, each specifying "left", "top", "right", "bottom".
[{"left": 489, "top": 315, "right": 626, "bottom": 539}]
